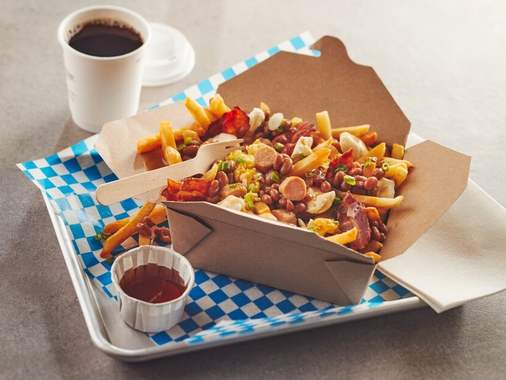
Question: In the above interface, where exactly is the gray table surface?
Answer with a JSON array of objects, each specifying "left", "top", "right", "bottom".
[{"left": 1, "top": 0, "right": 505, "bottom": 379}]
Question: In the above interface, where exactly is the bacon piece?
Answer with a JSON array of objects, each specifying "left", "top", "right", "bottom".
[
  {"left": 289, "top": 122, "right": 315, "bottom": 143},
  {"left": 204, "top": 107, "right": 250, "bottom": 138},
  {"left": 337, "top": 193, "right": 371, "bottom": 250}
]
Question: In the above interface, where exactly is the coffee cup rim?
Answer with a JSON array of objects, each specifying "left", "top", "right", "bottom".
[{"left": 57, "top": 5, "right": 152, "bottom": 61}]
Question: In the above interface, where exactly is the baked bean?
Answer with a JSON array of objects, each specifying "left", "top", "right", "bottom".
[
  {"left": 278, "top": 156, "right": 293, "bottom": 176},
  {"left": 154, "top": 227, "right": 171, "bottom": 244},
  {"left": 333, "top": 171, "right": 345, "bottom": 187},
  {"left": 261, "top": 194, "right": 273, "bottom": 205},
  {"left": 377, "top": 220, "right": 388, "bottom": 234},
  {"left": 320, "top": 180, "right": 332, "bottom": 193},
  {"left": 209, "top": 180, "right": 221, "bottom": 197},
  {"left": 273, "top": 154, "right": 284, "bottom": 171},
  {"left": 340, "top": 182, "right": 350, "bottom": 191},
  {"left": 379, "top": 232, "right": 386, "bottom": 242},
  {"left": 271, "top": 183, "right": 280, "bottom": 190},
  {"left": 269, "top": 188, "right": 280, "bottom": 202},
  {"left": 227, "top": 172, "right": 235, "bottom": 183},
  {"left": 371, "top": 226, "right": 382, "bottom": 241},
  {"left": 282, "top": 143, "right": 295, "bottom": 156},
  {"left": 312, "top": 169, "right": 325, "bottom": 186},
  {"left": 182, "top": 144, "right": 199, "bottom": 157},
  {"left": 272, "top": 133, "right": 289, "bottom": 145},
  {"left": 349, "top": 167, "right": 362, "bottom": 176},
  {"left": 373, "top": 168, "right": 384, "bottom": 179},
  {"left": 142, "top": 216, "right": 154, "bottom": 227},
  {"left": 364, "top": 176, "right": 378, "bottom": 191},
  {"left": 216, "top": 171, "right": 229, "bottom": 188},
  {"left": 137, "top": 222, "right": 151, "bottom": 237},
  {"left": 294, "top": 202, "right": 307, "bottom": 214},
  {"left": 278, "top": 197, "right": 287, "bottom": 209}
]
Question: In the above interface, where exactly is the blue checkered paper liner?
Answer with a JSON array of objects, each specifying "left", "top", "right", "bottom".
[{"left": 17, "top": 32, "right": 413, "bottom": 347}]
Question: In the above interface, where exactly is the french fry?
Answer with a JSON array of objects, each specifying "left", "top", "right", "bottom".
[
  {"left": 163, "top": 146, "right": 182, "bottom": 165},
  {"left": 160, "top": 121, "right": 182, "bottom": 165},
  {"left": 313, "top": 138, "right": 333, "bottom": 152},
  {"left": 259, "top": 102, "right": 271, "bottom": 115},
  {"left": 363, "top": 240, "right": 383, "bottom": 253},
  {"left": 290, "top": 148, "right": 331, "bottom": 177},
  {"left": 159, "top": 121, "right": 177, "bottom": 148},
  {"left": 137, "top": 134, "right": 161, "bottom": 154},
  {"left": 384, "top": 163, "right": 409, "bottom": 186},
  {"left": 148, "top": 204, "right": 168, "bottom": 225},
  {"left": 138, "top": 233, "right": 152, "bottom": 246},
  {"left": 364, "top": 251, "right": 381, "bottom": 263},
  {"left": 209, "top": 94, "right": 231, "bottom": 118},
  {"left": 337, "top": 192, "right": 404, "bottom": 208},
  {"left": 100, "top": 202, "right": 156, "bottom": 258},
  {"left": 315, "top": 111, "right": 332, "bottom": 140},
  {"left": 185, "top": 97, "right": 211, "bottom": 127},
  {"left": 103, "top": 204, "right": 167, "bottom": 235},
  {"left": 325, "top": 227, "right": 358, "bottom": 245},
  {"left": 360, "top": 142, "right": 386, "bottom": 161},
  {"left": 103, "top": 219, "right": 128, "bottom": 235},
  {"left": 382, "top": 157, "right": 414, "bottom": 169},
  {"left": 331, "top": 124, "right": 370, "bottom": 138},
  {"left": 202, "top": 162, "right": 219, "bottom": 181},
  {"left": 391, "top": 143, "right": 405, "bottom": 159}
]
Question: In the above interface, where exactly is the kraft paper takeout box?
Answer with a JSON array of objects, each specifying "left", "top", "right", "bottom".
[{"left": 96, "top": 36, "right": 472, "bottom": 306}]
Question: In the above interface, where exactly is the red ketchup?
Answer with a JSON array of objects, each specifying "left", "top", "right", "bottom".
[{"left": 119, "top": 263, "right": 186, "bottom": 304}]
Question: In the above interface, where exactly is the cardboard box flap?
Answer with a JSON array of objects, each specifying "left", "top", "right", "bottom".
[
  {"left": 381, "top": 140, "right": 471, "bottom": 260},
  {"left": 164, "top": 200, "right": 373, "bottom": 265},
  {"left": 165, "top": 205, "right": 375, "bottom": 305},
  {"left": 218, "top": 35, "right": 411, "bottom": 146},
  {"left": 325, "top": 261, "right": 376, "bottom": 304},
  {"left": 165, "top": 208, "right": 213, "bottom": 255},
  {"left": 95, "top": 103, "right": 194, "bottom": 179}
]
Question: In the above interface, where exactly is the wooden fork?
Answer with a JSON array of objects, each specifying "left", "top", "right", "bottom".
[{"left": 96, "top": 139, "right": 243, "bottom": 205}]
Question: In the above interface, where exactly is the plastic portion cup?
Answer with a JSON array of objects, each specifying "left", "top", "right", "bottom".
[
  {"left": 111, "top": 245, "right": 194, "bottom": 333},
  {"left": 57, "top": 6, "right": 151, "bottom": 133}
]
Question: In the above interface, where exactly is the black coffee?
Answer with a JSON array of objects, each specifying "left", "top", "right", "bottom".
[{"left": 69, "top": 21, "right": 143, "bottom": 57}]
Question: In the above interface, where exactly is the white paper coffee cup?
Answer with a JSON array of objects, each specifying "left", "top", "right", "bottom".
[
  {"left": 57, "top": 6, "right": 151, "bottom": 133},
  {"left": 111, "top": 245, "right": 195, "bottom": 333}
]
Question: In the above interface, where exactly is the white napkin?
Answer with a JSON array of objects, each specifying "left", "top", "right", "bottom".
[{"left": 378, "top": 180, "right": 506, "bottom": 312}]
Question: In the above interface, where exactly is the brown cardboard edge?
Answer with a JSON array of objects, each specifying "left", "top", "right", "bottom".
[
  {"left": 381, "top": 140, "right": 471, "bottom": 260},
  {"left": 163, "top": 200, "right": 374, "bottom": 265},
  {"left": 218, "top": 35, "right": 411, "bottom": 147}
]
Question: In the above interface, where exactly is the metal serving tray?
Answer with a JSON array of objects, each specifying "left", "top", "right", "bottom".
[
  {"left": 43, "top": 191, "right": 424, "bottom": 361},
  {"left": 20, "top": 32, "right": 428, "bottom": 361}
]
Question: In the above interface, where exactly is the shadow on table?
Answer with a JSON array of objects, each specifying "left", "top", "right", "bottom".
[
  {"left": 53, "top": 118, "right": 93, "bottom": 152},
  {"left": 115, "top": 306, "right": 464, "bottom": 378}
]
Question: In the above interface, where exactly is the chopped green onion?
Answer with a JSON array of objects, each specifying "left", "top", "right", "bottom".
[
  {"left": 344, "top": 175, "right": 356, "bottom": 186},
  {"left": 274, "top": 142, "right": 284, "bottom": 152},
  {"left": 248, "top": 183, "right": 260, "bottom": 193},
  {"left": 381, "top": 162, "right": 390, "bottom": 172},
  {"left": 184, "top": 136, "right": 193, "bottom": 145},
  {"left": 244, "top": 192, "right": 257, "bottom": 209},
  {"left": 332, "top": 197, "right": 342, "bottom": 208},
  {"left": 270, "top": 171, "right": 281, "bottom": 183},
  {"left": 336, "top": 164, "right": 348, "bottom": 173}
]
